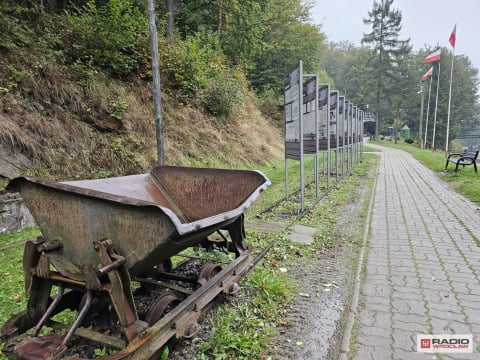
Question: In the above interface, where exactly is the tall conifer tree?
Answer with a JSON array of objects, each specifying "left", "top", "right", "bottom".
[{"left": 362, "top": 0, "right": 410, "bottom": 138}]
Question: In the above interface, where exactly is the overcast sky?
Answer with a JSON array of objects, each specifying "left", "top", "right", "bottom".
[{"left": 312, "top": 0, "right": 479, "bottom": 73}]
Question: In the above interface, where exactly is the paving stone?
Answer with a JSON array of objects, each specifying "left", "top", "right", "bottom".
[
  {"left": 349, "top": 146, "right": 480, "bottom": 360},
  {"left": 288, "top": 224, "right": 317, "bottom": 244}
]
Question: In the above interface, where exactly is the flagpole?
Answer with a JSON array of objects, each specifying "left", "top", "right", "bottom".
[
  {"left": 445, "top": 50, "right": 455, "bottom": 157},
  {"left": 424, "top": 75, "right": 433, "bottom": 148},
  {"left": 422, "top": 49, "right": 441, "bottom": 150},
  {"left": 419, "top": 81, "right": 424, "bottom": 148},
  {"left": 432, "top": 60, "right": 441, "bottom": 152}
]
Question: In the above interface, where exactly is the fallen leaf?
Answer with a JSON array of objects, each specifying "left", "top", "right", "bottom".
[{"left": 324, "top": 281, "right": 339, "bottom": 289}]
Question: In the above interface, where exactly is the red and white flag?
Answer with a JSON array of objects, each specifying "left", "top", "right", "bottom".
[
  {"left": 422, "top": 67, "right": 433, "bottom": 81},
  {"left": 449, "top": 24, "right": 456, "bottom": 48},
  {"left": 424, "top": 49, "right": 441, "bottom": 63}
]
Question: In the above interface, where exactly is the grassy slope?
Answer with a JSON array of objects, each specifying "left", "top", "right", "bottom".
[{"left": 0, "top": 11, "right": 284, "bottom": 184}]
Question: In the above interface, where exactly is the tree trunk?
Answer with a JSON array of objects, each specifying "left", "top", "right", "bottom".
[{"left": 166, "top": 0, "right": 174, "bottom": 45}]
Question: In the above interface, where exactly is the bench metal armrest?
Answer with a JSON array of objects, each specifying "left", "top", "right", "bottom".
[{"left": 447, "top": 153, "right": 462, "bottom": 160}]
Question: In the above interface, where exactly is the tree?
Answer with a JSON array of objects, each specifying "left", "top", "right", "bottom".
[
  {"left": 174, "top": 0, "right": 327, "bottom": 94},
  {"left": 362, "top": 0, "right": 411, "bottom": 139},
  {"left": 419, "top": 49, "right": 479, "bottom": 149},
  {"left": 247, "top": 0, "right": 328, "bottom": 93}
]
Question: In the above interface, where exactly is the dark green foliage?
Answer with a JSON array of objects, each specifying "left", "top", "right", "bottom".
[
  {"left": 64, "top": 0, "right": 149, "bottom": 77},
  {"left": 159, "top": 32, "right": 221, "bottom": 94},
  {"left": 201, "top": 74, "right": 244, "bottom": 116},
  {"left": 0, "top": 1, "right": 34, "bottom": 51},
  {"left": 362, "top": 0, "right": 411, "bottom": 137},
  {"left": 158, "top": 31, "right": 245, "bottom": 116},
  {"left": 173, "top": 0, "right": 328, "bottom": 94},
  {"left": 404, "top": 138, "right": 413, "bottom": 144}
]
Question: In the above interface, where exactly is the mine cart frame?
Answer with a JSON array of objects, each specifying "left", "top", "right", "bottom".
[{"left": 1, "top": 215, "right": 253, "bottom": 360}]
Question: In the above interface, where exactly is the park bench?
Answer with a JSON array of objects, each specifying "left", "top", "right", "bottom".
[{"left": 445, "top": 149, "right": 479, "bottom": 173}]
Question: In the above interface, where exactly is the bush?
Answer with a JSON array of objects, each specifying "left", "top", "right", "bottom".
[
  {"left": 65, "top": 0, "right": 148, "bottom": 77},
  {"left": 159, "top": 31, "right": 224, "bottom": 95},
  {"left": 0, "top": 2, "right": 33, "bottom": 51},
  {"left": 257, "top": 89, "right": 284, "bottom": 127},
  {"left": 404, "top": 138, "right": 414, "bottom": 144},
  {"left": 201, "top": 74, "right": 244, "bottom": 116},
  {"left": 159, "top": 31, "right": 246, "bottom": 116}
]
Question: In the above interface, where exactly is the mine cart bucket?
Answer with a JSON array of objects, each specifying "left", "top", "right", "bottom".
[
  {"left": 2, "top": 166, "right": 269, "bottom": 359},
  {"left": 7, "top": 166, "right": 270, "bottom": 277}
]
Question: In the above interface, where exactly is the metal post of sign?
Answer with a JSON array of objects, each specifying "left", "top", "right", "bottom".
[
  {"left": 344, "top": 100, "right": 349, "bottom": 174},
  {"left": 349, "top": 103, "right": 353, "bottom": 172},
  {"left": 303, "top": 74, "right": 319, "bottom": 198},
  {"left": 356, "top": 108, "right": 359, "bottom": 164},
  {"left": 352, "top": 104, "right": 355, "bottom": 168},
  {"left": 352, "top": 106, "right": 356, "bottom": 166},
  {"left": 283, "top": 62, "right": 302, "bottom": 202},
  {"left": 344, "top": 100, "right": 348, "bottom": 174},
  {"left": 326, "top": 85, "right": 331, "bottom": 189},
  {"left": 360, "top": 110, "right": 364, "bottom": 162},
  {"left": 330, "top": 91, "right": 339, "bottom": 182},
  {"left": 316, "top": 84, "right": 330, "bottom": 190},
  {"left": 315, "top": 83, "right": 319, "bottom": 198},
  {"left": 314, "top": 76, "right": 319, "bottom": 198},
  {"left": 339, "top": 96, "right": 345, "bottom": 177},
  {"left": 358, "top": 109, "right": 362, "bottom": 162},
  {"left": 299, "top": 61, "right": 305, "bottom": 212},
  {"left": 349, "top": 103, "right": 353, "bottom": 170},
  {"left": 355, "top": 107, "right": 359, "bottom": 164}
]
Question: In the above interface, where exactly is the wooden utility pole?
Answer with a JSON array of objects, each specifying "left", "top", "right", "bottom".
[
  {"left": 166, "top": 0, "right": 174, "bottom": 45},
  {"left": 148, "top": 0, "right": 164, "bottom": 165}
]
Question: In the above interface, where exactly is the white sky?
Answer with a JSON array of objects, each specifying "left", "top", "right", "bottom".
[{"left": 312, "top": 0, "right": 479, "bottom": 73}]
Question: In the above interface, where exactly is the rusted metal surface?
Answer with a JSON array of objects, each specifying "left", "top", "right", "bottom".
[
  {"left": 145, "top": 293, "right": 181, "bottom": 325},
  {"left": 1, "top": 166, "right": 270, "bottom": 359},
  {"left": 7, "top": 166, "right": 269, "bottom": 277},
  {"left": 106, "top": 250, "right": 254, "bottom": 360}
]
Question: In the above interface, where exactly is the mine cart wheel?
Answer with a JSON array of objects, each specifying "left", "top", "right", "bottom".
[
  {"left": 139, "top": 259, "right": 173, "bottom": 293},
  {"left": 145, "top": 293, "right": 181, "bottom": 325},
  {"left": 200, "top": 234, "right": 228, "bottom": 251},
  {"left": 196, "top": 261, "right": 222, "bottom": 287}
]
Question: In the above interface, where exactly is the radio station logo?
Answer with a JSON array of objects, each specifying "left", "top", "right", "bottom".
[{"left": 417, "top": 334, "right": 473, "bottom": 353}]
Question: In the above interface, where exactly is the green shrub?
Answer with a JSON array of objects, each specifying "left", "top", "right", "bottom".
[
  {"left": 201, "top": 74, "right": 244, "bottom": 116},
  {"left": 65, "top": 0, "right": 148, "bottom": 77},
  {"left": 0, "top": 2, "right": 33, "bottom": 51},
  {"left": 158, "top": 31, "right": 246, "bottom": 115},
  {"left": 404, "top": 138, "right": 414, "bottom": 144},
  {"left": 159, "top": 31, "right": 225, "bottom": 95}
]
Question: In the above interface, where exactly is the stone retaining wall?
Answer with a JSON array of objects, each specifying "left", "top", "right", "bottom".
[{"left": 0, "top": 191, "right": 36, "bottom": 233}]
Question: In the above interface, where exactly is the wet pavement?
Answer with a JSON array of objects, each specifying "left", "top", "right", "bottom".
[{"left": 344, "top": 145, "right": 480, "bottom": 360}]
